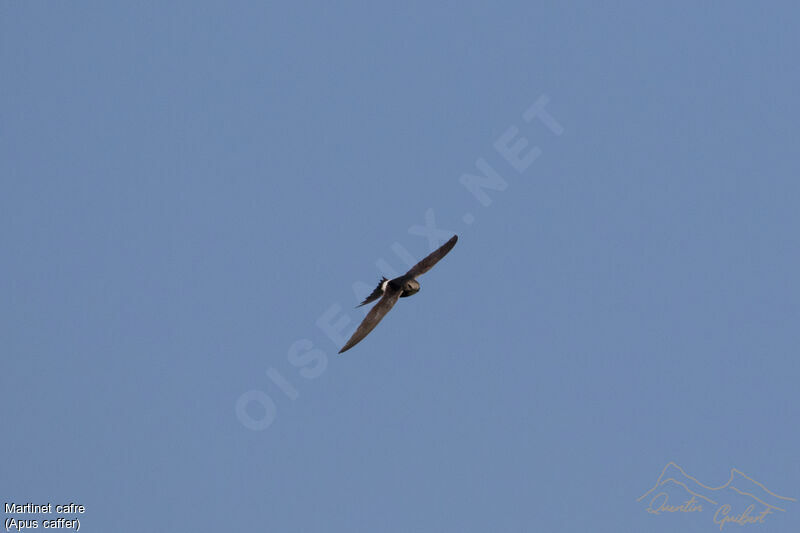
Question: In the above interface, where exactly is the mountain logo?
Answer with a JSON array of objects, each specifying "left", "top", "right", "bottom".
[{"left": 637, "top": 462, "right": 796, "bottom": 529}]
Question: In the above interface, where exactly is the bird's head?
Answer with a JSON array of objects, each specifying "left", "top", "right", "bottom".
[{"left": 403, "top": 279, "right": 420, "bottom": 295}]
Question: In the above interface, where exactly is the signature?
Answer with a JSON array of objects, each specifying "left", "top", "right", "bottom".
[{"left": 638, "top": 462, "right": 795, "bottom": 529}]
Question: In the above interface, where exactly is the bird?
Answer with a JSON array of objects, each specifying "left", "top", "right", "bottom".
[{"left": 339, "top": 234, "right": 458, "bottom": 354}]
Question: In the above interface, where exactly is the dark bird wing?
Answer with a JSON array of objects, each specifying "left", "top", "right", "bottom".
[
  {"left": 339, "top": 285, "right": 402, "bottom": 353},
  {"left": 404, "top": 234, "right": 458, "bottom": 278}
]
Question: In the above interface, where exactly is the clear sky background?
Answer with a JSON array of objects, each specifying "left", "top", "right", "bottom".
[{"left": 2, "top": 2, "right": 799, "bottom": 532}]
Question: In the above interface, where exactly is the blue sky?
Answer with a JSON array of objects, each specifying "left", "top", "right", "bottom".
[{"left": 2, "top": 2, "right": 799, "bottom": 532}]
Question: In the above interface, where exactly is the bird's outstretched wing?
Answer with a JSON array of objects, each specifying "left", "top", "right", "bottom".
[
  {"left": 405, "top": 235, "right": 458, "bottom": 278},
  {"left": 339, "top": 285, "right": 403, "bottom": 353}
]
